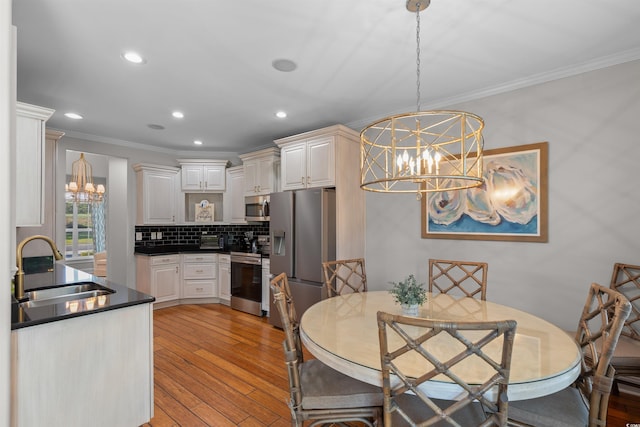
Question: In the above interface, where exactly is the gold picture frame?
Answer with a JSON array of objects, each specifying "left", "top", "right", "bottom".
[{"left": 421, "top": 142, "right": 548, "bottom": 242}]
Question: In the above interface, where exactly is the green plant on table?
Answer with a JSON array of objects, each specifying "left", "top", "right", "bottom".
[{"left": 389, "top": 274, "right": 427, "bottom": 306}]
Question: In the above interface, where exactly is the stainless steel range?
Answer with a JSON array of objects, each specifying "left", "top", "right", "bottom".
[{"left": 230, "top": 251, "right": 263, "bottom": 316}]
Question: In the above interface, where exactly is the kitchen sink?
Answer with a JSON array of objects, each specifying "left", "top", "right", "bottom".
[{"left": 20, "top": 282, "right": 115, "bottom": 308}]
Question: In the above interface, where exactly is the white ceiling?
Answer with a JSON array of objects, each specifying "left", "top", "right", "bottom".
[{"left": 12, "top": 0, "right": 640, "bottom": 154}]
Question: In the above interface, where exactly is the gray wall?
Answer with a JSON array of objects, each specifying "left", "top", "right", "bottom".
[{"left": 365, "top": 60, "right": 640, "bottom": 330}]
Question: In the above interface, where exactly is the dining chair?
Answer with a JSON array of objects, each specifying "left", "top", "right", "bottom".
[
  {"left": 270, "top": 273, "right": 383, "bottom": 427},
  {"left": 377, "top": 311, "right": 517, "bottom": 426},
  {"left": 609, "top": 263, "right": 640, "bottom": 391},
  {"left": 322, "top": 258, "right": 368, "bottom": 297},
  {"left": 428, "top": 259, "right": 488, "bottom": 300},
  {"left": 508, "top": 283, "right": 631, "bottom": 427}
]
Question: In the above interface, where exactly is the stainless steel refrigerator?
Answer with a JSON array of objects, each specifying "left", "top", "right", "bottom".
[{"left": 268, "top": 188, "right": 336, "bottom": 327}]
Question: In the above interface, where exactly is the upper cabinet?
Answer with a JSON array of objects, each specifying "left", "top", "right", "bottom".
[
  {"left": 279, "top": 136, "right": 335, "bottom": 191},
  {"left": 275, "top": 124, "right": 359, "bottom": 191},
  {"left": 133, "top": 163, "right": 180, "bottom": 225},
  {"left": 15, "top": 102, "right": 54, "bottom": 226},
  {"left": 239, "top": 148, "right": 280, "bottom": 196},
  {"left": 177, "top": 159, "right": 228, "bottom": 192},
  {"left": 223, "top": 166, "right": 247, "bottom": 224}
]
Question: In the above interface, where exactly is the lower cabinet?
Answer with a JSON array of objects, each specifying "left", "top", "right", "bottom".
[
  {"left": 218, "top": 254, "right": 231, "bottom": 303},
  {"left": 136, "top": 254, "right": 180, "bottom": 304},
  {"left": 181, "top": 253, "right": 217, "bottom": 298},
  {"left": 262, "top": 258, "right": 271, "bottom": 314},
  {"left": 11, "top": 304, "right": 153, "bottom": 427}
]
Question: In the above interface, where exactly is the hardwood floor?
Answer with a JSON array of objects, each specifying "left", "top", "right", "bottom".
[{"left": 143, "top": 303, "right": 640, "bottom": 427}]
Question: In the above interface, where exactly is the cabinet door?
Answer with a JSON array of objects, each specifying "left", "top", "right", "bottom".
[
  {"left": 218, "top": 255, "right": 231, "bottom": 301},
  {"left": 281, "top": 142, "right": 307, "bottom": 191},
  {"left": 261, "top": 259, "right": 271, "bottom": 313},
  {"left": 203, "top": 165, "right": 225, "bottom": 191},
  {"left": 151, "top": 264, "right": 180, "bottom": 303},
  {"left": 15, "top": 103, "right": 54, "bottom": 226},
  {"left": 307, "top": 136, "right": 335, "bottom": 188},
  {"left": 256, "top": 156, "right": 275, "bottom": 194},
  {"left": 229, "top": 170, "right": 246, "bottom": 223},
  {"left": 143, "top": 171, "right": 176, "bottom": 224},
  {"left": 181, "top": 165, "right": 203, "bottom": 191},
  {"left": 243, "top": 160, "right": 258, "bottom": 195}
]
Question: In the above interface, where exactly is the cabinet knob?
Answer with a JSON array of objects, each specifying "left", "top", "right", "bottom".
[
  {"left": 196, "top": 269, "right": 203, "bottom": 273},
  {"left": 301, "top": 177, "right": 305, "bottom": 184},
  {"left": 175, "top": 266, "right": 179, "bottom": 273},
  {"left": 307, "top": 176, "right": 311, "bottom": 185}
]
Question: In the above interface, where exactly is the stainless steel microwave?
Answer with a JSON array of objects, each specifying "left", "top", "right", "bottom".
[{"left": 245, "top": 195, "right": 270, "bottom": 221}]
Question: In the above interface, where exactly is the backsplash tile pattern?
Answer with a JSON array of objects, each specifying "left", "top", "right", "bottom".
[{"left": 134, "top": 223, "right": 269, "bottom": 248}]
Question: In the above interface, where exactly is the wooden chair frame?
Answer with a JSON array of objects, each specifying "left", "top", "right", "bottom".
[
  {"left": 377, "top": 311, "right": 517, "bottom": 426},
  {"left": 429, "top": 259, "right": 488, "bottom": 300},
  {"left": 509, "top": 283, "right": 631, "bottom": 427},
  {"left": 270, "top": 273, "right": 381, "bottom": 427},
  {"left": 322, "top": 258, "right": 368, "bottom": 297},
  {"left": 609, "top": 263, "right": 640, "bottom": 387}
]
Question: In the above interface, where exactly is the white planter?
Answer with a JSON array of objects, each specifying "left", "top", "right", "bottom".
[{"left": 401, "top": 303, "right": 420, "bottom": 316}]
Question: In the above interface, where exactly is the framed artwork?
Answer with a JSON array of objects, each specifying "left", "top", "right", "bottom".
[{"left": 421, "top": 142, "right": 548, "bottom": 242}]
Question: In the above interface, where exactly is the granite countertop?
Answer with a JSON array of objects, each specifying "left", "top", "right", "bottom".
[
  {"left": 11, "top": 264, "right": 155, "bottom": 330},
  {"left": 134, "top": 244, "right": 230, "bottom": 255}
]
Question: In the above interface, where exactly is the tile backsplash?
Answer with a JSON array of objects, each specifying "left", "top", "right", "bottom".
[{"left": 134, "top": 223, "right": 269, "bottom": 248}]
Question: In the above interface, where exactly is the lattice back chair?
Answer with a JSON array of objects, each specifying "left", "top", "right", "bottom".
[
  {"left": 270, "top": 273, "right": 383, "bottom": 427},
  {"left": 509, "top": 283, "right": 631, "bottom": 427},
  {"left": 609, "top": 263, "right": 640, "bottom": 389},
  {"left": 377, "top": 311, "right": 517, "bottom": 426},
  {"left": 429, "top": 259, "right": 488, "bottom": 300},
  {"left": 322, "top": 258, "right": 368, "bottom": 297}
]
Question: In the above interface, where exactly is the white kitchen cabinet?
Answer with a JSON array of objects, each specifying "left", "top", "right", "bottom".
[
  {"left": 279, "top": 136, "right": 334, "bottom": 190},
  {"left": 136, "top": 254, "right": 180, "bottom": 304},
  {"left": 223, "top": 166, "right": 247, "bottom": 224},
  {"left": 11, "top": 304, "right": 153, "bottom": 427},
  {"left": 133, "top": 163, "right": 180, "bottom": 225},
  {"left": 178, "top": 159, "right": 228, "bottom": 192},
  {"left": 261, "top": 258, "right": 271, "bottom": 313},
  {"left": 15, "top": 102, "right": 54, "bottom": 226},
  {"left": 218, "top": 254, "right": 231, "bottom": 304},
  {"left": 239, "top": 147, "right": 280, "bottom": 196},
  {"left": 181, "top": 253, "right": 218, "bottom": 298}
]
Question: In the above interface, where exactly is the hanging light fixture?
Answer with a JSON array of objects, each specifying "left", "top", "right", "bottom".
[
  {"left": 360, "top": 0, "right": 484, "bottom": 197},
  {"left": 65, "top": 153, "right": 106, "bottom": 203}
]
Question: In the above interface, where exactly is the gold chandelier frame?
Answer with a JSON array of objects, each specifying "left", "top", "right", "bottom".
[{"left": 360, "top": 0, "right": 485, "bottom": 196}]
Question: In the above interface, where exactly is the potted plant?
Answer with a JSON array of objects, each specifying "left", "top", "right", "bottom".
[{"left": 389, "top": 274, "right": 427, "bottom": 316}]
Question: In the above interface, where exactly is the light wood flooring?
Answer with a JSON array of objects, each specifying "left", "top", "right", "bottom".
[{"left": 142, "top": 303, "right": 640, "bottom": 427}]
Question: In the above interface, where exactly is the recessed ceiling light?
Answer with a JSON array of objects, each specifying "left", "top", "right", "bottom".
[
  {"left": 272, "top": 58, "right": 297, "bottom": 72},
  {"left": 275, "top": 111, "right": 287, "bottom": 119},
  {"left": 122, "top": 51, "right": 146, "bottom": 64},
  {"left": 193, "top": 140, "right": 203, "bottom": 145},
  {"left": 64, "top": 112, "right": 83, "bottom": 120},
  {"left": 172, "top": 111, "right": 184, "bottom": 119}
]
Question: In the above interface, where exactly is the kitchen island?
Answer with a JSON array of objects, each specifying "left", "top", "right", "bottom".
[{"left": 11, "top": 264, "right": 155, "bottom": 427}]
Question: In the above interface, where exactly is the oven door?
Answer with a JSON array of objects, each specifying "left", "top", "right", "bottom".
[{"left": 230, "top": 255, "right": 263, "bottom": 316}]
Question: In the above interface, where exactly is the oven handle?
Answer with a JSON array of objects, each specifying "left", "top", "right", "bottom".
[{"left": 231, "top": 256, "right": 262, "bottom": 265}]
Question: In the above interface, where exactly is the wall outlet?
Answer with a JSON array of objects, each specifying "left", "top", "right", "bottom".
[
  {"left": 157, "top": 232, "right": 162, "bottom": 240},
  {"left": 151, "top": 232, "right": 157, "bottom": 240},
  {"left": 135, "top": 232, "right": 142, "bottom": 241}
]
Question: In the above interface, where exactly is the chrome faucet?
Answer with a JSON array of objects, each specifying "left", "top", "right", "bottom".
[{"left": 14, "top": 235, "right": 64, "bottom": 301}]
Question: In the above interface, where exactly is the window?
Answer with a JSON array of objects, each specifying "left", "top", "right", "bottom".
[{"left": 65, "top": 177, "right": 107, "bottom": 259}]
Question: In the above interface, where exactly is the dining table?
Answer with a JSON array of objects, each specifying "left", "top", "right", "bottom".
[{"left": 299, "top": 291, "right": 581, "bottom": 401}]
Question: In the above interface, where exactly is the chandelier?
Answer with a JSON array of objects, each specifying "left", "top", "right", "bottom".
[
  {"left": 360, "top": 0, "right": 485, "bottom": 197},
  {"left": 65, "top": 153, "right": 105, "bottom": 203}
]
